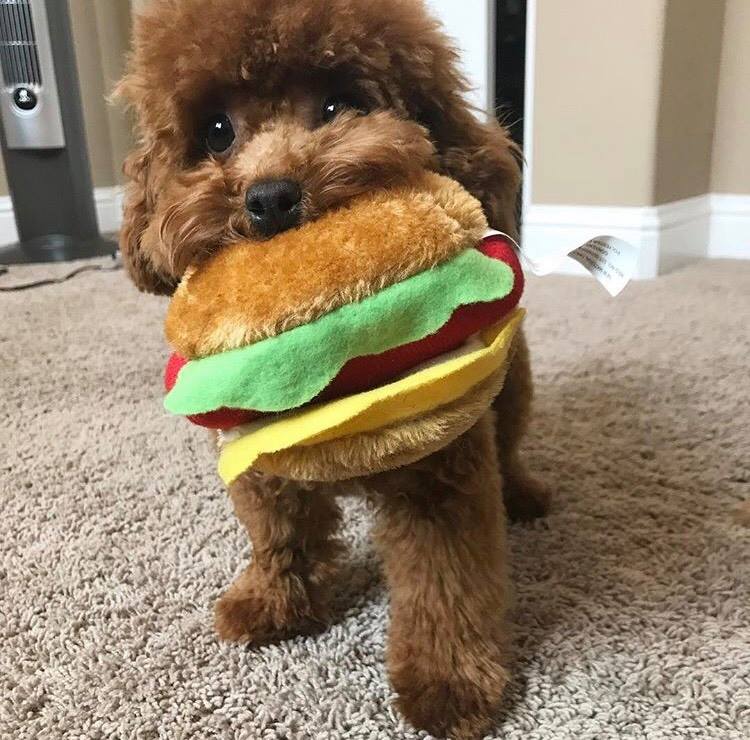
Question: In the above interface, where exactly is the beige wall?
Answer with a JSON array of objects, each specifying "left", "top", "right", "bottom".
[
  {"left": 69, "top": 0, "right": 118, "bottom": 189},
  {"left": 712, "top": 0, "right": 750, "bottom": 194},
  {"left": 654, "top": 0, "right": 725, "bottom": 204},
  {"left": 532, "top": 0, "right": 667, "bottom": 207},
  {"left": 531, "top": 0, "right": 741, "bottom": 207},
  {"left": 92, "top": 1, "right": 134, "bottom": 186},
  {"left": 0, "top": 0, "right": 131, "bottom": 196}
]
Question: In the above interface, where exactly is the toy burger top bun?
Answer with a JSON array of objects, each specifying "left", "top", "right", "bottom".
[{"left": 163, "top": 173, "right": 525, "bottom": 484}]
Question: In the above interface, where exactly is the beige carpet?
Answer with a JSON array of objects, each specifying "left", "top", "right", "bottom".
[{"left": 1, "top": 257, "right": 748, "bottom": 739}]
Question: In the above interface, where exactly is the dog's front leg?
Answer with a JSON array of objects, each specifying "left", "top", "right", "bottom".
[
  {"left": 372, "top": 414, "right": 510, "bottom": 740},
  {"left": 215, "top": 470, "right": 343, "bottom": 644}
]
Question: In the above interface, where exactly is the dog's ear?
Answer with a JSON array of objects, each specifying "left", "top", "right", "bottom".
[
  {"left": 431, "top": 102, "right": 522, "bottom": 238},
  {"left": 410, "top": 42, "right": 522, "bottom": 236},
  {"left": 119, "top": 143, "right": 177, "bottom": 296},
  {"left": 114, "top": 69, "right": 177, "bottom": 296}
]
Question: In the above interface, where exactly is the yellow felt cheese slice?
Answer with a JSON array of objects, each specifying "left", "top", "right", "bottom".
[{"left": 217, "top": 308, "right": 525, "bottom": 485}]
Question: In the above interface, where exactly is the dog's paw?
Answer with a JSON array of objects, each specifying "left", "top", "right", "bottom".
[
  {"left": 392, "top": 664, "right": 508, "bottom": 739},
  {"left": 214, "top": 578, "right": 327, "bottom": 644},
  {"left": 503, "top": 473, "right": 551, "bottom": 522}
]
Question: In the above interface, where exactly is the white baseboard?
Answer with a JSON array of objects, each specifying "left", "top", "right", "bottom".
[
  {"left": 0, "top": 185, "right": 125, "bottom": 245},
  {"left": 0, "top": 196, "right": 16, "bottom": 245},
  {"left": 708, "top": 194, "right": 750, "bottom": 258},
  {"left": 522, "top": 193, "right": 749, "bottom": 278},
  {"left": 94, "top": 185, "right": 125, "bottom": 235}
]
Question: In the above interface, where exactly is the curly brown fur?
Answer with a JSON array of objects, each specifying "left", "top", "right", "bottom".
[
  {"left": 371, "top": 414, "right": 510, "bottom": 739},
  {"left": 119, "top": 0, "right": 547, "bottom": 736},
  {"left": 215, "top": 471, "right": 344, "bottom": 643}
]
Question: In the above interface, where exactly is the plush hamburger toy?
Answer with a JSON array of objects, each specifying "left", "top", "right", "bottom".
[{"left": 163, "top": 173, "right": 525, "bottom": 485}]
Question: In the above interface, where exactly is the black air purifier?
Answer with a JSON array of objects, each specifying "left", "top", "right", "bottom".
[{"left": 0, "top": 0, "right": 115, "bottom": 264}]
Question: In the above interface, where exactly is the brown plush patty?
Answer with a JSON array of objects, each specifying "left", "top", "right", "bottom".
[{"left": 165, "top": 173, "right": 487, "bottom": 359}]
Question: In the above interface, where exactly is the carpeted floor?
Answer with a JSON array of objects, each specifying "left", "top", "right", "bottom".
[{"left": 1, "top": 257, "right": 748, "bottom": 739}]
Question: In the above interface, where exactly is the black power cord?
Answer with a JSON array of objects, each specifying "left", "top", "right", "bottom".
[{"left": 0, "top": 257, "right": 121, "bottom": 292}]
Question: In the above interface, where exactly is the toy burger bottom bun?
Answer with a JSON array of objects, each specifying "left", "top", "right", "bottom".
[
  {"left": 217, "top": 308, "right": 524, "bottom": 485},
  {"left": 253, "top": 365, "right": 509, "bottom": 483}
]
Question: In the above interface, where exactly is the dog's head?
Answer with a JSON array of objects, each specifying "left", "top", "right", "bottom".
[{"left": 117, "top": 0, "right": 521, "bottom": 294}]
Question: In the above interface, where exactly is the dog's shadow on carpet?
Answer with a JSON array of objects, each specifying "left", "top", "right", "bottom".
[{"left": 329, "top": 551, "right": 387, "bottom": 622}]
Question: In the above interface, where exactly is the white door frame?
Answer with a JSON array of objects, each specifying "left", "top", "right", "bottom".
[
  {"left": 522, "top": 0, "right": 537, "bottom": 213},
  {"left": 426, "top": 0, "right": 496, "bottom": 114}
]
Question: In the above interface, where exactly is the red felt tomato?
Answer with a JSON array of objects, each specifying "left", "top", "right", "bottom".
[{"left": 164, "top": 352, "right": 257, "bottom": 429}]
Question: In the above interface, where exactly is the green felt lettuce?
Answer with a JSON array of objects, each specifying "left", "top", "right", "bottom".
[{"left": 164, "top": 249, "right": 513, "bottom": 415}]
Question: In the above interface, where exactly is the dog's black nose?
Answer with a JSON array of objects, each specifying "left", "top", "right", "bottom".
[{"left": 245, "top": 179, "right": 303, "bottom": 237}]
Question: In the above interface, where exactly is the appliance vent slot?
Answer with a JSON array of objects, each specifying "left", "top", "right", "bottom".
[{"left": 0, "top": 1, "right": 41, "bottom": 87}]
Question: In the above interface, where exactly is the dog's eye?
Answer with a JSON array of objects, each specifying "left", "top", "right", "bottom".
[
  {"left": 203, "top": 113, "right": 235, "bottom": 153},
  {"left": 321, "top": 94, "right": 366, "bottom": 123}
]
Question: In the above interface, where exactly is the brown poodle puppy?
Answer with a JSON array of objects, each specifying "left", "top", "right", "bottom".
[{"left": 118, "top": 0, "right": 549, "bottom": 736}]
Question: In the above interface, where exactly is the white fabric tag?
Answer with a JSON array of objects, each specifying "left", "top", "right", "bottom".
[{"left": 484, "top": 230, "right": 638, "bottom": 297}]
